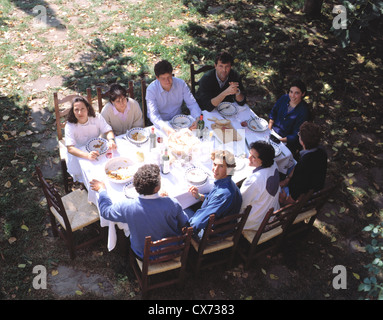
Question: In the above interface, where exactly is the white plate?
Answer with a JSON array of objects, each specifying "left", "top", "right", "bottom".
[
  {"left": 217, "top": 102, "right": 238, "bottom": 116},
  {"left": 234, "top": 157, "right": 246, "bottom": 171},
  {"left": 185, "top": 167, "right": 208, "bottom": 186},
  {"left": 85, "top": 137, "right": 109, "bottom": 155},
  {"left": 124, "top": 181, "right": 139, "bottom": 199},
  {"left": 270, "top": 142, "right": 281, "bottom": 157},
  {"left": 104, "top": 157, "right": 137, "bottom": 184},
  {"left": 126, "top": 127, "right": 149, "bottom": 145},
  {"left": 171, "top": 114, "right": 192, "bottom": 129},
  {"left": 247, "top": 117, "right": 268, "bottom": 132}
]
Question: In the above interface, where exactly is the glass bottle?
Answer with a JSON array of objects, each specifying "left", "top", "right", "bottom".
[
  {"left": 162, "top": 148, "right": 170, "bottom": 175},
  {"left": 149, "top": 127, "right": 156, "bottom": 150}
]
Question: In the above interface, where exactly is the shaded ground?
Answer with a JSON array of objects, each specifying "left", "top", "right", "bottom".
[{"left": 1, "top": 0, "right": 383, "bottom": 301}]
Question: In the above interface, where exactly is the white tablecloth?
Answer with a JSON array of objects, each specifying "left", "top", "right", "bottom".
[{"left": 77, "top": 105, "right": 294, "bottom": 251}]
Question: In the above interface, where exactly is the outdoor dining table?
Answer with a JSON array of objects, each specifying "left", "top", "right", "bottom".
[{"left": 77, "top": 103, "right": 295, "bottom": 251}]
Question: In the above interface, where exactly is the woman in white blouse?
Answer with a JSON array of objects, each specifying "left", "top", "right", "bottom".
[{"left": 65, "top": 97, "right": 116, "bottom": 181}]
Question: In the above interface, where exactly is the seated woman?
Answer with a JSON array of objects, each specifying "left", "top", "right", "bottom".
[
  {"left": 101, "top": 83, "right": 144, "bottom": 136},
  {"left": 240, "top": 141, "right": 280, "bottom": 231},
  {"left": 65, "top": 96, "right": 116, "bottom": 182},
  {"left": 268, "top": 79, "right": 310, "bottom": 154},
  {"left": 279, "top": 121, "right": 327, "bottom": 205}
]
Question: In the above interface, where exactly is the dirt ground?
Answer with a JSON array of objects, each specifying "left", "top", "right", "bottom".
[{"left": 2, "top": 0, "right": 383, "bottom": 301}]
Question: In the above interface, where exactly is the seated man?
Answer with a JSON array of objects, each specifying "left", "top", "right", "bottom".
[
  {"left": 279, "top": 121, "right": 328, "bottom": 205},
  {"left": 90, "top": 164, "right": 189, "bottom": 259},
  {"left": 186, "top": 150, "right": 242, "bottom": 236},
  {"left": 101, "top": 83, "right": 144, "bottom": 136},
  {"left": 146, "top": 60, "right": 201, "bottom": 136},
  {"left": 240, "top": 141, "right": 280, "bottom": 231},
  {"left": 195, "top": 51, "right": 246, "bottom": 112}
]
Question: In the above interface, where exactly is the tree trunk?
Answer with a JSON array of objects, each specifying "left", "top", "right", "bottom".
[{"left": 303, "top": 0, "right": 323, "bottom": 17}]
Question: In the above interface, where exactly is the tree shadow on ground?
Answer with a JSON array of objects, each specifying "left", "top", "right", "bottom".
[{"left": 62, "top": 38, "right": 154, "bottom": 106}]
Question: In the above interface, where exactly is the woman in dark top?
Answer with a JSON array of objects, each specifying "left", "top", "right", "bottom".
[
  {"left": 279, "top": 121, "right": 327, "bottom": 205},
  {"left": 269, "top": 79, "right": 310, "bottom": 154}
]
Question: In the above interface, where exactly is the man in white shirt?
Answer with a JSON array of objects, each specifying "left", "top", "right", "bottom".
[
  {"left": 240, "top": 141, "right": 280, "bottom": 231},
  {"left": 146, "top": 60, "right": 201, "bottom": 135}
]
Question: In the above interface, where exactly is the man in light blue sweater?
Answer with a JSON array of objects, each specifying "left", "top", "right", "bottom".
[{"left": 90, "top": 164, "right": 188, "bottom": 259}]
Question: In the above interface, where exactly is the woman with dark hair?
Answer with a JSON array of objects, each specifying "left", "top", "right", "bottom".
[
  {"left": 101, "top": 83, "right": 144, "bottom": 136},
  {"left": 268, "top": 79, "right": 310, "bottom": 154},
  {"left": 279, "top": 121, "right": 327, "bottom": 205},
  {"left": 65, "top": 96, "right": 116, "bottom": 181},
  {"left": 240, "top": 141, "right": 280, "bottom": 231},
  {"left": 89, "top": 164, "right": 189, "bottom": 259}
]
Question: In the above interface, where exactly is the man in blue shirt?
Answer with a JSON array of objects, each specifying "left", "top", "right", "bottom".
[
  {"left": 89, "top": 164, "right": 189, "bottom": 259},
  {"left": 146, "top": 60, "right": 201, "bottom": 136},
  {"left": 186, "top": 150, "right": 243, "bottom": 236}
]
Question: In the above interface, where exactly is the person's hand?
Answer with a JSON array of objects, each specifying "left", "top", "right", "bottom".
[
  {"left": 108, "top": 139, "right": 117, "bottom": 150},
  {"left": 279, "top": 189, "right": 287, "bottom": 205},
  {"left": 90, "top": 179, "right": 106, "bottom": 192},
  {"left": 188, "top": 186, "right": 200, "bottom": 199},
  {"left": 189, "top": 120, "right": 197, "bottom": 130},
  {"left": 159, "top": 189, "right": 168, "bottom": 197},
  {"left": 224, "top": 82, "right": 240, "bottom": 96},
  {"left": 279, "top": 178, "right": 289, "bottom": 188},
  {"left": 87, "top": 150, "right": 100, "bottom": 161}
]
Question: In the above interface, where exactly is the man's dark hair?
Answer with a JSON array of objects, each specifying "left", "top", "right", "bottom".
[
  {"left": 108, "top": 83, "right": 127, "bottom": 102},
  {"left": 133, "top": 164, "right": 161, "bottom": 195},
  {"left": 250, "top": 141, "right": 275, "bottom": 168},
  {"left": 67, "top": 96, "right": 96, "bottom": 123},
  {"left": 215, "top": 51, "right": 234, "bottom": 65},
  {"left": 154, "top": 60, "right": 173, "bottom": 77},
  {"left": 299, "top": 121, "right": 321, "bottom": 149}
]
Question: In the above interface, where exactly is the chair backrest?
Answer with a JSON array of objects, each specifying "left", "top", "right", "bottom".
[
  {"left": 53, "top": 89, "right": 92, "bottom": 141},
  {"left": 198, "top": 205, "right": 251, "bottom": 253},
  {"left": 140, "top": 79, "right": 148, "bottom": 126},
  {"left": 190, "top": 63, "right": 214, "bottom": 95},
  {"left": 35, "top": 166, "right": 72, "bottom": 233},
  {"left": 298, "top": 184, "right": 336, "bottom": 214},
  {"left": 96, "top": 81, "right": 134, "bottom": 113},
  {"left": 251, "top": 191, "right": 313, "bottom": 246},
  {"left": 140, "top": 227, "right": 193, "bottom": 275}
]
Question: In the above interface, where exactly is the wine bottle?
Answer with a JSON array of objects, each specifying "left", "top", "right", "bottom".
[
  {"left": 149, "top": 127, "right": 156, "bottom": 150},
  {"left": 197, "top": 114, "right": 204, "bottom": 139},
  {"left": 162, "top": 148, "right": 170, "bottom": 174}
]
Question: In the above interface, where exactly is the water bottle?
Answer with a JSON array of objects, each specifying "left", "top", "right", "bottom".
[
  {"left": 197, "top": 114, "right": 205, "bottom": 139},
  {"left": 162, "top": 148, "right": 170, "bottom": 175},
  {"left": 149, "top": 127, "right": 156, "bottom": 150}
]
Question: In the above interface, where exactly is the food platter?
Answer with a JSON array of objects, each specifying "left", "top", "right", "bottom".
[
  {"left": 185, "top": 166, "right": 208, "bottom": 186},
  {"left": 217, "top": 102, "right": 238, "bottom": 117},
  {"left": 126, "top": 127, "right": 149, "bottom": 145},
  {"left": 247, "top": 117, "right": 268, "bottom": 132},
  {"left": 123, "top": 181, "right": 139, "bottom": 199},
  {"left": 171, "top": 114, "right": 192, "bottom": 129},
  {"left": 104, "top": 157, "right": 137, "bottom": 184},
  {"left": 86, "top": 137, "right": 109, "bottom": 155}
]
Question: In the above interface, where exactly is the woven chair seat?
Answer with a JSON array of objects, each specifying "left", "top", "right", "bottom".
[
  {"left": 136, "top": 257, "right": 182, "bottom": 276},
  {"left": 50, "top": 189, "right": 99, "bottom": 231},
  {"left": 242, "top": 226, "right": 283, "bottom": 246},
  {"left": 294, "top": 208, "right": 317, "bottom": 224},
  {"left": 191, "top": 236, "right": 234, "bottom": 255}
]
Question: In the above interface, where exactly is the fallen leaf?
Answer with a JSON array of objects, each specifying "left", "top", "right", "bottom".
[
  {"left": 51, "top": 269, "right": 59, "bottom": 276},
  {"left": 75, "top": 290, "right": 83, "bottom": 296},
  {"left": 18, "top": 264, "right": 26, "bottom": 268},
  {"left": 21, "top": 225, "right": 29, "bottom": 231},
  {"left": 209, "top": 289, "right": 216, "bottom": 298},
  {"left": 353, "top": 273, "right": 360, "bottom": 280},
  {"left": 8, "top": 237, "right": 17, "bottom": 244},
  {"left": 4, "top": 181, "right": 11, "bottom": 188},
  {"left": 270, "top": 274, "right": 279, "bottom": 280}
]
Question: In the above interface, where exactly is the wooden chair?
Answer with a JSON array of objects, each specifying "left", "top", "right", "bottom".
[
  {"left": 96, "top": 81, "right": 134, "bottom": 113},
  {"left": 190, "top": 63, "right": 214, "bottom": 95},
  {"left": 53, "top": 89, "right": 92, "bottom": 193},
  {"left": 240, "top": 192, "right": 312, "bottom": 269},
  {"left": 129, "top": 227, "right": 193, "bottom": 299},
  {"left": 190, "top": 205, "right": 251, "bottom": 274},
  {"left": 35, "top": 166, "right": 103, "bottom": 259},
  {"left": 291, "top": 184, "right": 338, "bottom": 233}
]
